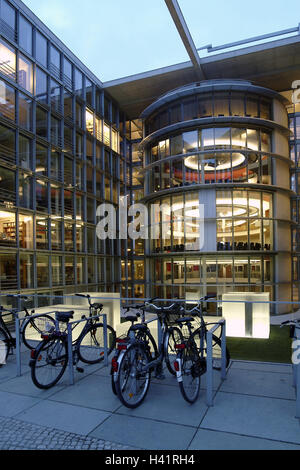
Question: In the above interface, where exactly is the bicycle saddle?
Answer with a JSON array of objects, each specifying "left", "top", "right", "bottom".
[
  {"left": 130, "top": 323, "right": 147, "bottom": 332},
  {"left": 124, "top": 316, "right": 138, "bottom": 323},
  {"left": 176, "top": 317, "right": 194, "bottom": 324},
  {"left": 55, "top": 311, "right": 74, "bottom": 323}
]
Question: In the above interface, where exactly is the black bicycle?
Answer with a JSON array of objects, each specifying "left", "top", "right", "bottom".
[
  {"left": 174, "top": 296, "right": 230, "bottom": 403},
  {"left": 112, "top": 300, "right": 184, "bottom": 408},
  {"left": 0, "top": 305, "right": 17, "bottom": 366},
  {"left": 30, "top": 297, "right": 116, "bottom": 389}
]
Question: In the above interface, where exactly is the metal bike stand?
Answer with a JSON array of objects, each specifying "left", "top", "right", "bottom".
[
  {"left": 66, "top": 313, "right": 109, "bottom": 386},
  {"left": 293, "top": 327, "right": 300, "bottom": 419},
  {"left": 14, "top": 312, "right": 22, "bottom": 377},
  {"left": 206, "top": 319, "right": 226, "bottom": 407}
]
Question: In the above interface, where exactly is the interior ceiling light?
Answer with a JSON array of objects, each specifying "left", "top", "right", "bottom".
[{"left": 184, "top": 152, "right": 246, "bottom": 171}]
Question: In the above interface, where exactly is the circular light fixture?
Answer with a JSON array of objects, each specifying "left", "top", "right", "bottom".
[{"left": 184, "top": 152, "right": 246, "bottom": 171}]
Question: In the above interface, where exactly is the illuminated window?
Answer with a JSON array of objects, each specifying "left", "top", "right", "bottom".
[
  {"left": 0, "top": 38, "right": 16, "bottom": 80},
  {"left": 18, "top": 54, "right": 33, "bottom": 93}
]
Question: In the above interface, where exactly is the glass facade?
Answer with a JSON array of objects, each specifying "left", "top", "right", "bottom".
[
  {"left": 142, "top": 83, "right": 291, "bottom": 307},
  {"left": 0, "top": 0, "right": 129, "bottom": 299},
  {"left": 0, "top": 0, "right": 296, "bottom": 310}
]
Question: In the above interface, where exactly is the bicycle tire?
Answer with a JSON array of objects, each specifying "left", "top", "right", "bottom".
[
  {"left": 191, "top": 329, "right": 230, "bottom": 370},
  {"left": 165, "top": 327, "right": 184, "bottom": 376},
  {"left": 30, "top": 336, "right": 68, "bottom": 390},
  {"left": 0, "top": 326, "right": 9, "bottom": 366},
  {"left": 22, "top": 314, "right": 56, "bottom": 350},
  {"left": 115, "top": 343, "right": 151, "bottom": 409},
  {"left": 178, "top": 341, "right": 201, "bottom": 404},
  {"left": 77, "top": 323, "right": 116, "bottom": 364}
]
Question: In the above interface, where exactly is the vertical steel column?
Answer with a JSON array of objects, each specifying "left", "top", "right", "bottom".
[
  {"left": 221, "top": 320, "right": 227, "bottom": 381},
  {"left": 296, "top": 327, "right": 300, "bottom": 419},
  {"left": 14, "top": 313, "right": 22, "bottom": 377},
  {"left": 103, "top": 313, "right": 108, "bottom": 367},
  {"left": 206, "top": 329, "right": 213, "bottom": 407},
  {"left": 67, "top": 323, "right": 74, "bottom": 385}
]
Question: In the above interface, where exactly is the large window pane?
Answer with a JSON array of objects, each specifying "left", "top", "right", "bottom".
[
  {"left": 0, "top": 79, "right": 15, "bottom": 121},
  {"left": 1, "top": 0, "right": 16, "bottom": 40},
  {"left": 50, "top": 45, "right": 60, "bottom": 78},
  {"left": 20, "top": 254, "right": 34, "bottom": 289},
  {"left": 0, "top": 165, "right": 15, "bottom": 206},
  {"left": 19, "top": 15, "right": 32, "bottom": 54},
  {"left": 36, "top": 106, "right": 48, "bottom": 140},
  {"left": 19, "top": 135, "right": 32, "bottom": 170},
  {"left": 63, "top": 58, "right": 72, "bottom": 88},
  {"left": 50, "top": 79, "right": 61, "bottom": 113},
  {"left": 18, "top": 54, "right": 33, "bottom": 93},
  {"left": 52, "top": 255, "right": 62, "bottom": 286},
  {"left": 0, "top": 253, "right": 17, "bottom": 290},
  {"left": 37, "top": 255, "right": 49, "bottom": 288},
  {"left": 74, "top": 69, "right": 83, "bottom": 97},
  {"left": 36, "top": 180, "right": 48, "bottom": 212},
  {"left": 19, "top": 213, "right": 33, "bottom": 249},
  {"left": 35, "top": 67, "right": 47, "bottom": 104},
  {"left": 19, "top": 93, "right": 32, "bottom": 130},
  {"left": 0, "top": 38, "right": 16, "bottom": 80},
  {"left": 0, "top": 210, "right": 16, "bottom": 246},
  {"left": 36, "top": 216, "right": 48, "bottom": 249},
  {"left": 36, "top": 144, "right": 48, "bottom": 176},
  {"left": 36, "top": 31, "right": 47, "bottom": 67}
]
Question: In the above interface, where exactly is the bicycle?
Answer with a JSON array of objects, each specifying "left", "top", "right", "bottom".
[
  {"left": 174, "top": 296, "right": 231, "bottom": 403},
  {"left": 0, "top": 305, "right": 17, "bottom": 366},
  {"left": 8, "top": 295, "right": 57, "bottom": 350},
  {"left": 30, "top": 298, "right": 116, "bottom": 389},
  {"left": 112, "top": 300, "right": 184, "bottom": 408}
]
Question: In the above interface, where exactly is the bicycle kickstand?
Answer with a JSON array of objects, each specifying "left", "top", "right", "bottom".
[{"left": 154, "top": 362, "right": 165, "bottom": 380}]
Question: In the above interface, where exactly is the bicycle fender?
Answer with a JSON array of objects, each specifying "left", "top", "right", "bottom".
[
  {"left": 175, "top": 357, "right": 183, "bottom": 383},
  {"left": 113, "top": 349, "right": 126, "bottom": 383}
]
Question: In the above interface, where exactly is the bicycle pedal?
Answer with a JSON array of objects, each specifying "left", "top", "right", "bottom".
[{"left": 76, "top": 367, "right": 84, "bottom": 374}]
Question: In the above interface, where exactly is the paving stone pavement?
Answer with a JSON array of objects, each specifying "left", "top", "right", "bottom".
[{"left": 0, "top": 416, "right": 136, "bottom": 451}]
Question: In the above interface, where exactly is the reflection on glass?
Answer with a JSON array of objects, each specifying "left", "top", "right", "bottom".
[
  {"left": 18, "top": 54, "right": 33, "bottom": 93},
  {"left": 0, "top": 38, "right": 16, "bottom": 80}
]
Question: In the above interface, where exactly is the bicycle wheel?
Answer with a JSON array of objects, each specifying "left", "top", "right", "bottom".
[
  {"left": 77, "top": 323, "right": 116, "bottom": 364},
  {"left": 22, "top": 315, "right": 56, "bottom": 350},
  {"left": 165, "top": 327, "right": 184, "bottom": 376},
  {"left": 178, "top": 341, "right": 201, "bottom": 404},
  {"left": 116, "top": 344, "right": 151, "bottom": 409},
  {"left": 30, "top": 336, "right": 68, "bottom": 389},
  {"left": 0, "top": 327, "right": 9, "bottom": 366},
  {"left": 191, "top": 329, "right": 230, "bottom": 370}
]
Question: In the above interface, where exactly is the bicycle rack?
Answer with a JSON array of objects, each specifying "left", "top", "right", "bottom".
[
  {"left": 66, "top": 313, "right": 109, "bottom": 386},
  {"left": 13, "top": 311, "right": 109, "bottom": 384},
  {"left": 292, "top": 327, "right": 300, "bottom": 419},
  {"left": 206, "top": 319, "right": 227, "bottom": 407}
]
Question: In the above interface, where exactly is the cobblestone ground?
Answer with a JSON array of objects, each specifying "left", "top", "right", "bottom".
[{"left": 0, "top": 416, "right": 133, "bottom": 450}]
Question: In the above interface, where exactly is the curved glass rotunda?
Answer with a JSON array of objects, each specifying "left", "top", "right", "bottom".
[{"left": 139, "top": 80, "right": 292, "bottom": 313}]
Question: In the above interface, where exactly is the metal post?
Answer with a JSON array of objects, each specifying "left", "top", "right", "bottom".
[
  {"left": 221, "top": 320, "right": 227, "bottom": 381},
  {"left": 14, "top": 313, "right": 21, "bottom": 377},
  {"left": 103, "top": 313, "right": 108, "bottom": 367},
  {"left": 206, "top": 330, "right": 213, "bottom": 407},
  {"left": 67, "top": 323, "right": 74, "bottom": 386},
  {"left": 296, "top": 328, "right": 300, "bottom": 419}
]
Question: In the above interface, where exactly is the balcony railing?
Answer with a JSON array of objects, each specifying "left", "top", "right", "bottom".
[
  {"left": 49, "top": 63, "right": 61, "bottom": 80},
  {"left": 0, "top": 143, "right": 16, "bottom": 165},
  {"left": 0, "top": 60, "right": 16, "bottom": 81},
  {"left": 0, "top": 187, "right": 16, "bottom": 206},
  {"left": 0, "top": 274, "right": 18, "bottom": 291}
]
